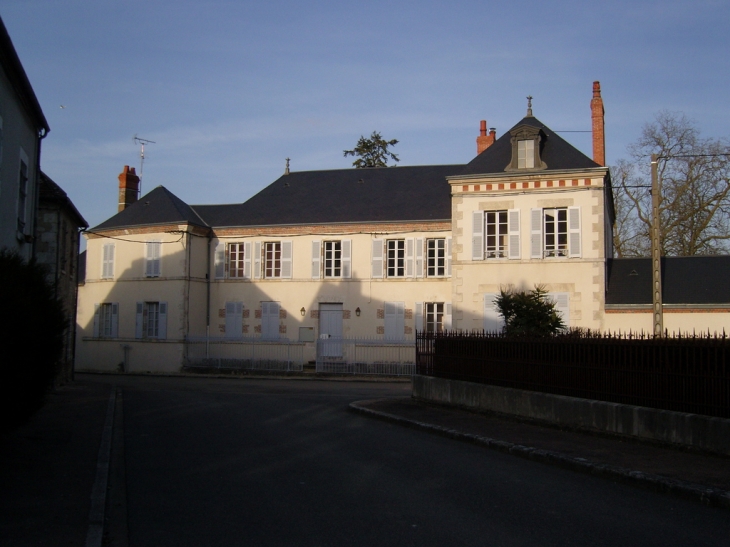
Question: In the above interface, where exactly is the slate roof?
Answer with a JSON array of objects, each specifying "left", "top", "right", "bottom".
[
  {"left": 92, "top": 186, "right": 208, "bottom": 231},
  {"left": 458, "top": 116, "right": 602, "bottom": 177},
  {"left": 606, "top": 257, "right": 730, "bottom": 305},
  {"left": 193, "top": 164, "right": 462, "bottom": 228}
]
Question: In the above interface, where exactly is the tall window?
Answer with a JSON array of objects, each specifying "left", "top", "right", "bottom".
[
  {"left": 324, "top": 240, "right": 341, "bottom": 278},
  {"left": 102, "top": 243, "right": 115, "bottom": 279},
  {"left": 265, "top": 242, "right": 281, "bottom": 278},
  {"left": 145, "top": 241, "right": 161, "bottom": 277},
  {"left": 427, "top": 239, "right": 446, "bottom": 276},
  {"left": 95, "top": 303, "right": 118, "bottom": 338},
  {"left": 518, "top": 139, "right": 534, "bottom": 169},
  {"left": 145, "top": 302, "right": 160, "bottom": 338},
  {"left": 229, "top": 243, "right": 245, "bottom": 278},
  {"left": 386, "top": 240, "right": 405, "bottom": 277},
  {"left": 17, "top": 158, "right": 28, "bottom": 232},
  {"left": 485, "top": 211, "right": 508, "bottom": 258},
  {"left": 261, "top": 301, "right": 280, "bottom": 340},
  {"left": 425, "top": 303, "right": 444, "bottom": 333},
  {"left": 544, "top": 208, "right": 568, "bottom": 257}
]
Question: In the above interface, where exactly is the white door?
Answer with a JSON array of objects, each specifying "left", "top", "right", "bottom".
[{"left": 319, "top": 303, "right": 343, "bottom": 357}]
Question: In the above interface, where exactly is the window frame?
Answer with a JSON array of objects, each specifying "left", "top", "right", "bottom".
[
  {"left": 386, "top": 239, "right": 405, "bottom": 278},
  {"left": 324, "top": 240, "right": 342, "bottom": 278},
  {"left": 485, "top": 211, "right": 508, "bottom": 259},
  {"left": 543, "top": 207, "right": 569, "bottom": 258},
  {"left": 426, "top": 238, "right": 446, "bottom": 277},
  {"left": 264, "top": 241, "right": 282, "bottom": 278},
  {"left": 229, "top": 243, "right": 246, "bottom": 278},
  {"left": 425, "top": 302, "right": 445, "bottom": 333}
]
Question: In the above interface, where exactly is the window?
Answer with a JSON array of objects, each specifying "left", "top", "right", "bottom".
[
  {"left": 518, "top": 140, "right": 534, "bottom": 169},
  {"left": 135, "top": 301, "right": 167, "bottom": 339},
  {"left": 324, "top": 241, "right": 341, "bottom": 278},
  {"left": 530, "top": 207, "right": 581, "bottom": 259},
  {"left": 145, "top": 241, "right": 161, "bottom": 277},
  {"left": 102, "top": 243, "right": 115, "bottom": 279},
  {"left": 415, "top": 302, "right": 452, "bottom": 332},
  {"left": 93, "top": 303, "right": 118, "bottom": 338},
  {"left": 229, "top": 243, "right": 245, "bottom": 278},
  {"left": 312, "top": 240, "right": 351, "bottom": 279},
  {"left": 427, "top": 239, "right": 446, "bottom": 276},
  {"left": 384, "top": 301, "right": 405, "bottom": 340},
  {"left": 485, "top": 211, "right": 508, "bottom": 258},
  {"left": 265, "top": 242, "right": 281, "bottom": 277},
  {"left": 386, "top": 240, "right": 405, "bottom": 277},
  {"left": 17, "top": 155, "right": 28, "bottom": 233},
  {"left": 261, "top": 301, "right": 280, "bottom": 340},
  {"left": 425, "top": 303, "right": 444, "bottom": 333},
  {"left": 225, "top": 301, "right": 243, "bottom": 338},
  {"left": 472, "top": 210, "right": 520, "bottom": 260}
]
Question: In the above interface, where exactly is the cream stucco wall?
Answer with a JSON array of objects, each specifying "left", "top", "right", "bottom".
[{"left": 449, "top": 169, "right": 610, "bottom": 332}]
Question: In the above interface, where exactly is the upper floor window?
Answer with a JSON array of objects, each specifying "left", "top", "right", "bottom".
[
  {"left": 145, "top": 241, "right": 161, "bottom": 277},
  {"left": 517, "top": 140, "right": 535, "bottom": 169},
  {"left": 386, "top": 239, "right": 405, "bottom": 278},
  {"left": 324, "top": 240, "right": 342, "bottom": 278},
  {"left": 427, "top": 239, "right": 446, "bottom": 277},
  {"left": 311, "top": 240, "right": 351, "bottom": 279},
  {"left": 530, "top": 207, "right": 581, "bottom": 259},
  {"left": 93, "top": 302, "right": 118, "bottom": 338},
  {"left": 265, "top": 242, "right": 281, "bottom": 278},
  {"left": 229, "top": 243, "right": 246, "bottom": 278},
  {"left": 472, "top": 210, "right": 520, "bottom": 260},
  {"left": 102, "top": 243, "right": 115, "bottom": 279}
]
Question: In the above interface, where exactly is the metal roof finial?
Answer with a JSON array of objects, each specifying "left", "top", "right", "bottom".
[
  {"left": 285, "top": 157, "right": 290, "bottom": 175},
  {"left": 526, "top": 95, "right": 533, "bottom": 117}
]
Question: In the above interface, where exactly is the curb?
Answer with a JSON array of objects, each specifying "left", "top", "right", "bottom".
[
  {"left": 349, "top": 400, "right": 730, "bottom": 511},
  {"left": 76, "top": 371, "right": 410, "bottom": 383}
]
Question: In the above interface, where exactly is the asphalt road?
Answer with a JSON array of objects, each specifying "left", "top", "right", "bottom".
[{"left": 86, "top": 374, "right": 730, "bottom": 547}]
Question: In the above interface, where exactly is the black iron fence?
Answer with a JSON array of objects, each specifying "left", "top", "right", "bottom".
[{"left": 416, "top": 331, "right": 730, "bottom": 419}]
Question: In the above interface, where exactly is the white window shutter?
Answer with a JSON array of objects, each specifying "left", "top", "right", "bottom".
[
  {"left": 483, "top": 293, "right": 503, "bottom": 332},
  {"left": 372, "top": 239, "right": 384, "bottom": 279},
  {"left": 311, "top": 240, "right": 321, "bottom": 279},
  {"left": 135, "top": 302, "right": 143, "bottom": 339},
  {"left": 342, "top": 239, "right": 352, "bottom": 279},
  {"left": 396, "top": 302, "right": 405, "bottom": 338},
  {"left": 384, "top": 301, "right": 404, "bottom": 339},
  {"left": 281, "top": 241, "right": 293, "bottom": 279},
  {"left": 406, "top": 238, "right": 415, "bottom": 278},
  {"left": 102, "top": 243, "right": 115, "bottom": 278},
  {"left": 472, "top": 211, "right": 484, "bottom": 260},
  {"left": 214, "top": 242, "right": 225, "bottom": 279},
  {"left": 568, "top": 206, "right": 581, "bottom": 258},
  {"left": 111, "top": 303, "right": 119, "bottom": 338},
  {"left": 93, "top": 304, "right": 100, "bottom": 337},
  {"left": 244, "top": 242, "right": 252, "bottom": 279},
  {"left": 146, "top": 241, "right": 161, "bottom": 277},
  {"left": 508, "top": 209, "right": 521, "bottom": 259},
  {"left": 415, "top": 302, "right": 423, "bottom": 333},
  {"left": 415, "top": 238, "right": 424, "bottom": 278},
  {"left": 549, "top": 293, "right": 570, "bottom": 327},
  {"left": 158, "top": 302, "right": 168, "bottom": 339},
  {"left": 444, "top": 303, "right": 452, "bottom": 331},
  {"left": 446, "top": 237, "right": 452, "bottom": 276},
  {"left": 531, "top": 209, "right": 543, "bottom": 259},
  {"left": 254, "top": 242, "right": 261, "bottom": 279}
]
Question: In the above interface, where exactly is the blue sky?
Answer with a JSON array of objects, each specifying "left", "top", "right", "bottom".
[{"left": 3, "top": 1, "right": 729, "bottom": 231}]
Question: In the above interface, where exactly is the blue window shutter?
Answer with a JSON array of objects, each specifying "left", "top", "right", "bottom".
[
  {"left": 158, "top": 302, "right": 167, "bottom": 339},
  {"left": 135, "top": 302, "right": 143, "bottom": 339},
  {"left": 111, "top": 303, "right": 119, "bottom": 338},
  {"left": 93, "top": 304, "right": 100, "bottom": 337}
]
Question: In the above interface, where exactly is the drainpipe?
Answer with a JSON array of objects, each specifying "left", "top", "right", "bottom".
[
  {"left": 206, "top": 232, "right": 212, "bottom": 359},
  {"left": 31, "top": 128, "right": 49, "bottom": 260}
]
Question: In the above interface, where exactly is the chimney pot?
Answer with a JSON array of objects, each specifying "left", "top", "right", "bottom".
[{"left": 479, "top": 120, "right": 487, "bottom": 136}]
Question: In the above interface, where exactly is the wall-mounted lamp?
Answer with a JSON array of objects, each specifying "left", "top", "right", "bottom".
[
  {"left": 355, "top": 307, "right": 361, "bottom": 317},
  {"left": 300, "top": 307, "right": 306, "bottom": 317}
]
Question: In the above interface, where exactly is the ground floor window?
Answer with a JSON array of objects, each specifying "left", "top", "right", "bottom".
[
  {"left": 425, "top": 302, "right": 444, "bottom": 333},
  {"left": 136, "top": 301, "right": 167, "bottom": 339}
]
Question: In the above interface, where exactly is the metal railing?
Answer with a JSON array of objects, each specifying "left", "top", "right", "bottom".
[
  {"left": 416, "top": 330, "right": 730, "bottom": 418},
  {"left": 186, "top": 336, "right": 305, "bottom": 372},
  {"left": 316, "top": 336, "right": 416, "bottom": 376}
]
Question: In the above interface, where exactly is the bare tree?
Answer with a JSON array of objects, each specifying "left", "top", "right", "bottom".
[{"left": 612, "top": 111, "right": 730, "bottom": 257}]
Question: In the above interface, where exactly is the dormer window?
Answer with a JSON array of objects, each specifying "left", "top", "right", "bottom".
[
  {"left": 518, "top": 140, "right": 535, "bottom": 169},
  {"left": 506, "top": 125, "right": 546, "bottom": 171}
]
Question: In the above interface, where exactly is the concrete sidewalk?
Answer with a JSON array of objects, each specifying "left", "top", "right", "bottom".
[
  {"left": 350, "top": 396, "right": 730, "bottom": 510},
  {"left": 0, "top": 380, "right": 114, "bottom": 546}
]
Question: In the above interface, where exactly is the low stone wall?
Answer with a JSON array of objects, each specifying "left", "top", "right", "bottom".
[{"left": 412, "top": 375, "right": 730, "bottom": 456}]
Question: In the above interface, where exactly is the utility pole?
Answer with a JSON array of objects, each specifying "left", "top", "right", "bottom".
[{"left": 650, "top": 154, "right": 663, "bottom": 336}]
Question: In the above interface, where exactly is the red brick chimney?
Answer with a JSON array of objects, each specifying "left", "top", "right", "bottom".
[
  {"left": 477, "top": 120, "right": 496, "bottom": 155},
  {"left": 591, "top": 81, "right": 605, "bottom": 166},
  {"left": 118, "top": 166, "right": 140, "bottom": 212}
]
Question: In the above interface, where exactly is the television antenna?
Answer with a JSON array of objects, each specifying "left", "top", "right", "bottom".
[{"left": 133, "top": 134, "right": 156, "bottom": 197}]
